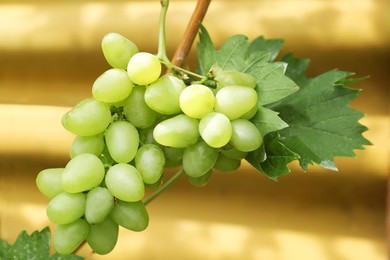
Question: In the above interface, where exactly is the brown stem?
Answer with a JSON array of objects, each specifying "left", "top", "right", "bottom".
[{"left": 171, "top": 0, "right": 212, "bottom": 67}]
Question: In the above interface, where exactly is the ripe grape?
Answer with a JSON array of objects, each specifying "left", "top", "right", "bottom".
[
  {"left": 87, "top": 217, "right": 119, "bottom": 255},
  {"left": 101, "top": 32, "right": 139, "bottom": 70},
  {"left": 230, "top": 119, "right": 263, "bottom": 152},
  {"left": 46, "top": 192, "right": 86, "bottom": 225},
  {"left": 36, "top": 168, "right": 64, "bottom": 199},
  {"left": 123, "top": 86, "right": 158, "bottom": 129},
  {"left": 69, "top": 133, "right": 105, "bottom": 158},
  {"left": 183, "top": 140, "right": 218, "bottom": 177},
  {"left": 214, "top": 86, "right": 257, "bottom": 120},
  {"left": 161, "top": 146, "right": 184, "bottom": 168},
  {"left": 62, "top": 98, "right": 112, "bottom": 136},
  {"left": 54, "top": 219, "right": 89, "bottom": 255},
  {"left": 105, "top": 120, "right": 139, "bottom": 163},
  {"left": 215, "top": 69, "right": 257, "bottom": 90},
  {"left": 127, "top": 52, "right": 161, "bottom": 85},
  {"left": 153, "top": 114, "right": 199, "bottom": 148},
  {"left": 199, "top": 112, "right": 232, "bottom": 148},
  {"left": 188, "top": 170, "right": 212, "bottom": 187},
  {"left": 105, "top": 163, "right": 145, "bottom": 202},
  {"left": 85, "top": 187, "right": 115, "bottom": 224},
  {"left": 179, "top": 84, "right": 215, "bottom": 118},
  {"left": 144, "top": 74, "right": 186, "bottom": 115},
  {"left": 62, "top": 153, "right": 105, "bottom": 193},
  {"left": 110, "top": 200, "right": 149, "bottom": 232},
  {"left": 240, "top": 104, "right": 258, "bottom": 120},
  {"left": 213, "top": 153, "right": 241, "bottom": 172},
  {"left": 135, "top": 144, "right": 165, "bottom": 185},
  {"left": 220, "top": 147, "right": 248, "bottom": 160},
  {"left": 92, "top": 68, "right": 133, "bottom": 103}
]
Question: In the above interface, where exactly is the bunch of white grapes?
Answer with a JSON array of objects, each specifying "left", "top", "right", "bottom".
[{"left": 36, "top": 32, "right": 262, "bottom": 255}]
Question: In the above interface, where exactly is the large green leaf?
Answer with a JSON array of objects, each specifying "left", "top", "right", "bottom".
[{"left": 270, "top": 61, "right": 371, "bottom": 171}]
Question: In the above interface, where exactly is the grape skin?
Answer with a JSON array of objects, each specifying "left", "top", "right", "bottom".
[
  {"left": 179, "top": 84, "right": 215, "bottom": 119},
  {"left": 127, "top": 52, "right": 161, "bottom": 85}
]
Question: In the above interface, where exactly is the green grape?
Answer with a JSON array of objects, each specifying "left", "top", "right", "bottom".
[
  {"left": 135, "top": 144, "right": 165, "bottom": 185},
  {"left": 240, "top": 104, "right": 258, "bottom": 120},
  {"left": 46, "top": 192, "right": 86, "bottom": 225},
  {"left": 199, "top": 112, "right": 232, "bottom": 148},
  {"left": 162, "top": 146, "right": 184, "bottom": 166},
  {"left": 179, "top": 84, "right": 215, "bottom": 118},
  {"left": 213, "top": 153, "right": 241, "bottom": 172},
  {"left": 36, "top": 168, "right": 64, "bottom": 199},
  {"left": 214, "top": 69, "right": 257, "bottom": 90},
  {"left": 127, "top": 52, "right": 161, "bottom": 85},
  {"left": 87, "top": 217, "right": 119, "bottom": 255},
  {"left": 153, "top": 114, "right": 199, "bottom": 148},
  {"left": 188, "top": 169, "right": 212, "bottom": 187},
  {"left": 105, "top": 120, "right": 139, "bottom": 163},
  {"left": 183, "top": 140, "right": 218, "bottom": 177},
  {"left": 69, "top": 133, "right": 105, "bottom": 158},
  {"left": 164, "top": 159, "right": 182, "bottom": 168},
  {"left": 85, "top": 187, "right": 115, "bottom": 224},
  {"left": 230, "top": 119, "right": 263, "bottom": 152},
  {"left": 139, "top": 125, "right": 158, "bottom": 145},
  {"left": 144, "top": 74, "right": 186, "bottom": 115},
  {"left": 62, "top": 153, "right": 105, "bottom": 193},
  {"left": 54, "top": 219, "right": 89, "bottom": 255},
  {"left": 144, "top": 175, "right": 163, "bottom": 189},
  {"left": 105, "top": 163, "right": 144, "bottom": 202},
  {"left": 214, "top": 86, "right": 257, "bottom": 120},
  {"left": 110, "top": 200, "right": 149, "bottom": 232},
  {"left": 123, "top": 86, "right": 158, "bottom": 129},
  {"left": 101, "top": 32, "right": 139, "bottom": 70},
  {"left": 92, "top": 68, "right": 133, "bottom": 103},
  {"left": 220, "top": 146, "right": 248, "bottom": 160},
  {"left": 162, "top": 146, "right": 184, "bottom": 161},
  {"left": 62, "top": 98, "right": 112, "bottom": 136}
]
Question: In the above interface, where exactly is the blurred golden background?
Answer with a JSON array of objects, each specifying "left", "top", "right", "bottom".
[{"left": 0, "top": 0, "right": 389, "bottom": 259}]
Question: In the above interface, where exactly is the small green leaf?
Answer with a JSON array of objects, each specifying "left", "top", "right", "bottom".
[
  {"left": 0, "top": 227, "right": 84, "bottom": 259},
  {"left": 246, "top": 134, "right": 300, "bottom": 180},
  {"left": 251, "top": 106, "right": 289, "bottom": 137},
  {"left": 197, "top": 24, "right": 216, "bottom": 75}
]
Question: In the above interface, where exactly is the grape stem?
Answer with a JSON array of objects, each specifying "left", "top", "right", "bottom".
[
  {"left": 157, "top": 0, "right": 172, "bottom": 69},
  {"left": 143, "top": 169, "right": 185, "bottom": 206},
  {"left": 171, "top": 0, "right": 212, "bottom": 67},
  {"left": 157, "top": 0, "right": 210, "bottom": 80}
]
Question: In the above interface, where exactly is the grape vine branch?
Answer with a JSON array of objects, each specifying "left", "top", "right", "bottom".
[{"left": 143, "top": 0, "right": 211, "bottom": 206}]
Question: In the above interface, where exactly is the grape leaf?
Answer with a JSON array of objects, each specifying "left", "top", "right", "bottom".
[
  {"left": 248, "top": 36, "right": 284, "bottom": 61},
  {"left": 0, "top": 227, "right": 83, "bottom": 260},
  {"left": 197, "top": 24, "right": 216, "bottom": 75},
  {"left": 270, "top": 54, "right": 371, "bottom": 171},
  {"left": 246, "top": 134, "right": 300, "bottom": 180},
  {"left": 251, "top": 106, "right": 288, "bottom": 137}
]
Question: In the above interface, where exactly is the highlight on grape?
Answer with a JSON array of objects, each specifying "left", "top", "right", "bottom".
[{"left": 36, "top": 32, "right": 262, "bottom": 255}]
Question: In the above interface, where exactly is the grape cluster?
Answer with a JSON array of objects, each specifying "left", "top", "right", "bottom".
[{"left": 36, "top": 32, "right": 263, "bottom": 255}]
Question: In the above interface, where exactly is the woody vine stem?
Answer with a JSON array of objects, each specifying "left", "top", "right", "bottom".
[{"left": 143, "top": 0, "right": 212, "bottom": 206}]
